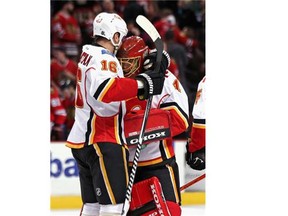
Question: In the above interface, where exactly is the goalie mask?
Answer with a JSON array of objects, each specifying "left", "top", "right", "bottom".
[{"left": 117, "top": 36, "right": 149, "bottom": 78}]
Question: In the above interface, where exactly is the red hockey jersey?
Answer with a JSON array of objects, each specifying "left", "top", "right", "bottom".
[{"left": 50, "top": 86, "right": 67, "bottom": 126}]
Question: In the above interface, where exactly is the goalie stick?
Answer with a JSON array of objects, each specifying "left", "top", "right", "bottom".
[{"left": 121, "top": 15, "right": 164, "bottom": 216}]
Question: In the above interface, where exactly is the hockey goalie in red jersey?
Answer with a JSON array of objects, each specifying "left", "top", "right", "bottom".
[
  {"left": 186, "top": 76, "right": 206, "bottom": 170},
  {"left": 117, "top": 36, "right": 190, "bottom": 215}
]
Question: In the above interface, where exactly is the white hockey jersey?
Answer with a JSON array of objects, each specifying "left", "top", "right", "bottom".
[
  {"left": 188, "top": 76, "right": 206, "bottom": 152},
  {"left": 192, "top": 76, "right": 206, "bottom": 119},
  {"left": 66, "top": 44, "right": 139, "bottom": 148},
  {"left": 126, "top": 70, "right": 189, "bottom": 166}
]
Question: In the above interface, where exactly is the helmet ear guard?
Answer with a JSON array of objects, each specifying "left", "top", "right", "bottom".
[{"left": 117, "top": 36, "right": 149, "bottom": 78}]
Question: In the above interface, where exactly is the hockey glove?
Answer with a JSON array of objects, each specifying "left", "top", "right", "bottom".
[
  {"left": 143, "top": 50, "right": 170, "bottom": 74},
  {"left": 186, "top": 146, "right": 205, "bottom": 170},
  {"left": 136, "top": 70, "right": 165, "bottom": 100}
]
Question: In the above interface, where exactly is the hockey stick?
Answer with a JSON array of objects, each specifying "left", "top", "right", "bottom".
[
  {"left": 121, "top": 15, "right": 164, "bottom": 216},
  {"left": 180, "top": 173, "right": 206, "bottom": 191}
]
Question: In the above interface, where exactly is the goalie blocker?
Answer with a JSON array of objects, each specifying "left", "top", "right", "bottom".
[
  {"left": 124, "top": 108, "right": 171, "bottom": 145},
  {"left": 128, "top": 176, "right": 181, "bottom": 216}
]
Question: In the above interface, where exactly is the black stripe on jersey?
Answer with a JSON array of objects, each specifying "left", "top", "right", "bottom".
[
  {"left": 160, "top": 102, "right": 189, "bottom": 123},
  {"left": 118, "top": 104, "right": 125, "bottom": 145},
  {"left": 85, "top": 111, "right": 94, "bottom": 145},
  {"left": 159, "top": 140, "right": 168, "bottom": 161},
  {"left": 194, "top": 118, "right": 205, "bottom": 124},
  {"left": 93, "top": 78, "right": 110, "bottom": 100}
]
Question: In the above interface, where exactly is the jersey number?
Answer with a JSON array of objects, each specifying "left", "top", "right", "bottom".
[{"left": 101, "top": 60, "right": 117, "bottom": 73}]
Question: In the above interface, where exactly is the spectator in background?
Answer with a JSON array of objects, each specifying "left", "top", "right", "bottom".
[
  {"left": 156, "top": 0, "right": 178, "bottom": 16},
  {"left": 176, "top": 0, "right": 202, "bottom": 30},
  {"left": 50, "top": 47, "right": 77, "bottom": 92},
  {"left": 154, "top": 8, "right": 196, "bottom": 51},
  {"left": 123, "top": 1, "right": 161, "bottom": 49},
  {"left": 51, "top": 0, "right": 82, "bottom": 61},
  {"left": 126, "top": 20, "right": 141, "bottom": 37},
  {"left": 142, "top": 0, "right": 159, "bottom": 22},
  {"left": 167, "top": 57, "right": 179, "bottom": 79},
  {"left": 162, "top": 1, "right": 205, "bottom": 112},
  {"left": 123, "top": 0, "right": 145, "bottom": 23},
  {"left": 101, "top": 0, "right": 117, "bottom": 14},
  {"left": 184, "top": 25, "right": 205, "bottom": 111},
  {"left": 51, "top": 85, "right": 67, "bottom": 141},
  {"left": 60, "top": 80, "right": 75, "bottom": 136},
  {"left": 164, "top": 30, "right": 190, "bottom": 100},
  {"left": 73, "top": 1, "right": 103, "bottom": 45},
  {"left": 175, "top": 0, "right": 205, "bottom": 62}
]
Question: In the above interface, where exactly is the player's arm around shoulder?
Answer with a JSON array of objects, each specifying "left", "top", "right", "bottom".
[{"left": 82, "top": 46, "right": 139, "bottom": 103}]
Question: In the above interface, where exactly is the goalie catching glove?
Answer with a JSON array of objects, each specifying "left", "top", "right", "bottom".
[
  {"left": 143, "top": 50, "right": 170, "bottom": 74},
  {"left": 136, "top": 50, "right": 170, "bottom": 100}
]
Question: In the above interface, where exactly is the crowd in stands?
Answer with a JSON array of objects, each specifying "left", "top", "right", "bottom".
[{"left": 50, "top": 0, "right": 205, "bottom": 141}]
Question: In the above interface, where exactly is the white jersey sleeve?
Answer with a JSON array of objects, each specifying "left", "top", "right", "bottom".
[
  {"left": 127, "top": 70, "right": 190, "bottom": 165},
  {"left": 192, "top": 76, "right": 206, "bottom": 119},
  {"left": 155, "top": 70, "right": 189, "bottom": 130}
]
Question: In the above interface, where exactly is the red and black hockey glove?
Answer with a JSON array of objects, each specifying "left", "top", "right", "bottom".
[
  {"left": 186, "top": 145, "right": 205, "bottom": 170},
  {"left": 136, "top": 70, "right": 165, "bottom": 100}
]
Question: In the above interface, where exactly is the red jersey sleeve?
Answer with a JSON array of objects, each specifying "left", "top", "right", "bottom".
[
  {"left": 188, "top": 119, "right": 205, "bottom": 152},
  {"left": 93, "top": 77, "right": 138, "bottom": 103},
  {"left": 52, "top": 13, "right": 80, "bottom": 42}
]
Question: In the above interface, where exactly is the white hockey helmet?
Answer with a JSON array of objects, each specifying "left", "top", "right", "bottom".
[{"left": 93, "top": 12, "right": 128, "bottom": 46}]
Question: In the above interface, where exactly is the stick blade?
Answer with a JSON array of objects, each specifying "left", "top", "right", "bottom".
[
  {"left": 136, "top": 15, "right": 163, "bottom": 71},
  {"left": 136, "top": 15, "right": 161, "bottom": 42}
]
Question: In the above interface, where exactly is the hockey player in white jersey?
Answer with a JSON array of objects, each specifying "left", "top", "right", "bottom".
[
  {"left": 117, "top": 36, "right": 189, "bottom": 215},
  {"left": 186, "top": 76, "right": 206, "bottom": 170},
  {"left": 66, "top": 13, "right": 167, "bottom": 216}
]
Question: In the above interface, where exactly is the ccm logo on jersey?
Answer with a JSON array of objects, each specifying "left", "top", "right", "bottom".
[
  {"left": 150, "top": 184, "right": 165, "bottom": 216},
  {"left": 128, "top": 130, "right": 168, "bottom": 145}
]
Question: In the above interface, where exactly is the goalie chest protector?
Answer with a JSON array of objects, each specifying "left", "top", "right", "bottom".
[{"left": 124, "top": 109, "right": 171, "bottom": 145}]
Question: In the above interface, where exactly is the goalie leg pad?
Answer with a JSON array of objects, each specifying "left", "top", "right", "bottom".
[
  {"left": 136, "top": 201, "right": 181, "bottom": 216},
  {"left": 129, "top": 176, "right": 172, "bottom": 216},
  {"left": 135, "top": 201, "right": 181, "bottom": 216},
  {"left": 166, "top": 201, "right": 181, "bottom": 216}
]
